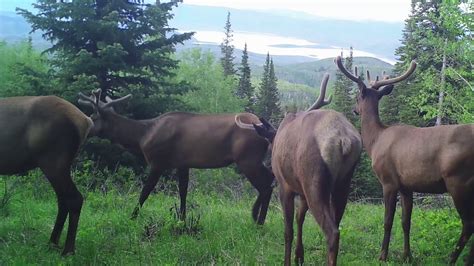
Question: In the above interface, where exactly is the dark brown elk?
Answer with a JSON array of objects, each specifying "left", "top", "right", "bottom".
[
  {"left": 336, "top": 55, "right": 474, "bottom": 265},
  {"left": 78, "top": 90, "right": 274, "bottom": 224},
  {"left": 253, "top": 74, "right": 362, "bottom": 266},
  {"left": 0, "top": 96, "right": 92, "bottom": 255}
]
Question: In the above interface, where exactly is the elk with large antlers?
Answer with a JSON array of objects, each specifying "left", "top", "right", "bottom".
[
  {"left": 336, "top": 56, "right": 474, "bottom": 265},
  {"left": 0, "top": 96, "right": 93, "bottom": 255},
  {"left": 253, "top": 74, "right": 362, "bottom": 266},
  {"left": 78, "top": 90, "right": 274, "bottom": 224}
]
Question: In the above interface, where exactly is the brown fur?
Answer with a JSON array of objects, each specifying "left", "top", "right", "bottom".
[
  {"left": 254, "top": 75, "right": 361, "bottom": 265},
  {"left": 336, "top": 56, "right": 474, "bottom": 265},
  {"left": 78, "top": 93, "right": 274, "bottom": 224},
  {"left": 0, "top": 96, "right": 92, "bottom": 255}
]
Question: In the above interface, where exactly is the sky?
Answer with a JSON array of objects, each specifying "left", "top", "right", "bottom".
[{"left": 184, "top": 0, "right": 412, "bottom": 22}]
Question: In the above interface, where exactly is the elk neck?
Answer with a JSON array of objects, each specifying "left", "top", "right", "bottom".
[
  {"left": 104, "top": 112, "right": 152, "bottom": 155},
  {"left": 359, "top": 98, "right": 386, "bottom": 157}
]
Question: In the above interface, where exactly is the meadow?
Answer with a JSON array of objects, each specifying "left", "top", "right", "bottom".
[{"left": 0, "top": 168, "right": 468, "bottom": 265}]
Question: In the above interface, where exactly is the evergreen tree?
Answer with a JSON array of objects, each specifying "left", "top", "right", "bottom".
[
  {"left": 17, "top": 0, "right": 193, "bottom": 117},
  {"left": 331, "top": 47, "right": 356, "bottom": 125},
  {"left": 256, "top": 53, "right": 282, "bottom": 123},
  {"left": 388, "top": 0, "right": 473, "bottom": 126},
  {"left": 236, "top": 43, "right": 255, "bottom": 112},
  {"left": 220, "top": 11, "right": 235, "bottom": 76}
]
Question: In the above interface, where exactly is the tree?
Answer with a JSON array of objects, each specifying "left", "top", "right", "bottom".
[
  {"left": 17, "top": 0, "right": 193, "bottom": 117},
  {"left": 331, "top": 47, "right": 356, "bottom": 125},
  {"left": 390, "top": 0, "right": 473, "bottom": 126},
  {"left": 256, "top": 53, "right": 282, "bottom": 123},
  {"left": 175, "top": 48, "right": 244, "bottom": 114},
  {"left": 236, "top": 43, "right": 255, "bottom": 112},
  {"left": 220, "top": 11, "right": 235, "bottom": 77}
]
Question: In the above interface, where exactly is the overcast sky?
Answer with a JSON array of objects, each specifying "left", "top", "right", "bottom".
[{"left": 184, "top": 0, "right": 412, "bottom": 22}]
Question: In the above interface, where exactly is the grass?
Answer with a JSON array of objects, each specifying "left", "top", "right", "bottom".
[{"left": 0, "top": 178, "right": 470, "bottom": 265}]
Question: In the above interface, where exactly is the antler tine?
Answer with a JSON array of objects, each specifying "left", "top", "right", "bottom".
[
  {"left": 307, "top": 73, "right": 332, "bottom": 111},
  {"left": 335, "top": 56, "right": 364, "bottom": 86},
  {"left": 77, "top": 92, "right": 97, "bottom": 109},
  {"left": 372, "top": 60, "right": 417, "bottom": 89},
  {"left": 102, "top": 94, "right": 132, "bottom": 109}
]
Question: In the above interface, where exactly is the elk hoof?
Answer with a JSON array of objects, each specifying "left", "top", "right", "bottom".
[
  {"left": 403, "top": 252, "right": 413, "bottom": 262},
  {"left": 379, "top": 252, "right": 388, "bottom": 262},
  {"left": 61, "top": 248, "right": 75, "bottom": 257}
]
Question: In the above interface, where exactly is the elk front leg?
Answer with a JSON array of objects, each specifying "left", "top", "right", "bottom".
[
  {"left": 237, "top": 160, "right": 274, "bottom": 225},
  {"left": 177, "top": 168, "right": 189, "bottom": 221},
  {"left": 400, "top": 191, "right": 413, "bottom": 261},
  {"left": 379, "top": 188, "right": 398, "bottom": 261},
  {"left": 131, "top": 166, "right": 163, "bottom": 219}
]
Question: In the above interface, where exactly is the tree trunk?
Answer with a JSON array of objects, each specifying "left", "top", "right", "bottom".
[{"left": 435, "top": 38, "right": 448, "bottom": 126}]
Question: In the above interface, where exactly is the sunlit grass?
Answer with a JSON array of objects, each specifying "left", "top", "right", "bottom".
[{"left": 0, "top": 178, "right": 469, "bottom": 265}]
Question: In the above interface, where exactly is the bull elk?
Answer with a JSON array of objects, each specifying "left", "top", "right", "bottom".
[
  {"left": 0, "top": 96, "right": 93, "bottom": 255},
  {"left": 336, "top": 56, "right": 474, "bottom": 265},
  {"left": 253, "top": 74, "right": 362, "bottom": 265},
  {"left": 78, "top": 90, "right": 274, "bottom": 224}
]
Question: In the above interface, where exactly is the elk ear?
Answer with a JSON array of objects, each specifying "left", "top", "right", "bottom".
[
  {"left": 377, "top": 84, "right": 394, "bottom": 98},
  {"left": 253, "top": 123, "right": 275, "bottom": 143}
]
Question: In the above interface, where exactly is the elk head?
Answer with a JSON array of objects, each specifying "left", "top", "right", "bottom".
[
  {"left": 334, "top": 56, "right": 417, "bottom": 115},
  {"left": 78, "top": 89, "right": 132, "bottom": 137},
  {"left": 253, "top": 73, "right": 332, "bottom": 144}
]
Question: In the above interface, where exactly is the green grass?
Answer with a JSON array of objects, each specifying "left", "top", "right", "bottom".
[{"left": 0, "top": 180, "right": 470, "bottom": 265}]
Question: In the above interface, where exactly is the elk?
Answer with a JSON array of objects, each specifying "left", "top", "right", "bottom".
[
  {"left": 336, "top": 56, "right": 474, "bottom": 265},
  {"left": 0, "top": 96, "right": 93, "bottom": 255},
  {"left": 78, "top": 90, "right": 274, "bottom": 224},
  {"left": 253, "top": 74, "right": 362, "bottom": 266}
]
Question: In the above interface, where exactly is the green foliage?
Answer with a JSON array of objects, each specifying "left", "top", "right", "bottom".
[
  {"left": 236, "top": 43, "right": 255, "bottom": 112},
  {"left": 0, "top": 39, "right": 51, "bottom": 97},
  {"left": 256, "top": 54, "right": 282, "bottom": 123},
  {"left": 392, "top": 0, "right": 474, "bottom": 126},
  {"left": 220, "top": 11, "right": 236, "bottom": 77},
  {"left": 17, "top": 0, "right": 193, "bottom": 105},
  {"left": 175, "top": 48, "right": 244, "bottom": 113}
]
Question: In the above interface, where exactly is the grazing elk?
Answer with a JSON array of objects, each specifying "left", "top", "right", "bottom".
[
  {"left": 253, "top": 74, "right": 362, "bottom": 266},
  {"left": 0, "top": 96, "right": 93, "bottom": 255},
  {"left": 336, "top": 56, "right": 474, "bottom": 265},
  {"left": 78, "top": 90, "right": 274, "bottom": 224}
]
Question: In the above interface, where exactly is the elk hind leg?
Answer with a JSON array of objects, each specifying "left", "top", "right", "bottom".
[
  {"left": 295, "top": 197, "right": 308, "bottom": 265},
  {"left": 40, "top": 160, "right": 83, "bottom": 256},
  {"left": 447, "top": 180, "right": 473, "bottom": 265},
  {"left": 280, "top": 186, "right": 295, "bottom": 266},
  {"left": 306, "top": 177, "right": 339, "bottom": 266}
]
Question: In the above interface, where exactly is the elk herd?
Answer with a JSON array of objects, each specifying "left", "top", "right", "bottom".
[{"left": 1, "top": 56, "right": 473, "bottom": 265}]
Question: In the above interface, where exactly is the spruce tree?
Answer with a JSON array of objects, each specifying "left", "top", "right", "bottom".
[
  {"left": 237, "top": 43, "right": 255, "bottom": 112},
  {"left": 17, "top": 0, "right": 193, "bottom": 112},
  {"left": 256, "top": 53, "right": 282, "bottom": 123},
  {"left": 220, "top": 11, "right": 235, "bottom": 76},
  {"left": 331, "top": 47, "right": 356, "bottom": 125}
]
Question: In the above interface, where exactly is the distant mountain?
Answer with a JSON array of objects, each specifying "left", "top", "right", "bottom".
[{"left": 172, "top": 4, "right": 404, "bottom": 62}]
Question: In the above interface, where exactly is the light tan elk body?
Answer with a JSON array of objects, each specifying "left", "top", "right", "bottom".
[
  {"left": 0, "top": 96, "right": 92, "bottom": 255},
  {"left": 336, "top": 56, "right": 474, "bottom": 265},
  {"left": 78, "top": 92, "right": 274, "bottom": 224},
  {"left": 254, "top": 74, "right": 362, "bottom": 266}
]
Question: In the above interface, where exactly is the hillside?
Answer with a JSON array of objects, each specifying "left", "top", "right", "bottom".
[{"left": 252, "top": 57, "right": 394, "bottom": 88}]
